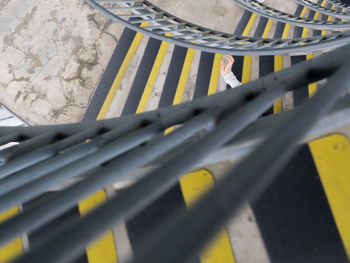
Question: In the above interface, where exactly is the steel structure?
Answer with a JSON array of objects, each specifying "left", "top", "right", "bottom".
[
  {"left": 294, "top": 0, "right": 350, "bottom": 19},
  {"left": 327, "top": 0, "right": 350, "bottom": 11},
  {"left": 0, "top": 43, "right": 349, "bottom": 263},
  {"left": 85, "top": 0, "right": 350, "bottom": 55}
]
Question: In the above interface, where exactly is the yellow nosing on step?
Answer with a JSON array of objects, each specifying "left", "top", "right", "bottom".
[
  {"left": 306, "top": 54, "right": 317, "bottom": 97},
  {"left": 242, "top": 13, "right": 257, "bottom": 36},
  {"left": 241, "top": 56, "right": 252, "bottom": 84},
  {"left": 180, "top": 170, "right": 236, "bottom": 263},
  {"left": 282, "top": 24, "right": 290, "bottom": 39},
  {"left": 273, "top": 55, "right": 283, "bottom": 114},
  {"left": 97, "top": 22, "right": 148, "bottom": 120},
  {"left": 78, "top": 190, "right": 118, "bottom": 263},
  {"left": 262, "top": 19, "right": 273, "bottom": 38},
  {"left": 165, "top": 48, "right": 195, "bottom": 134},
  {"left": 173, "top": 48, "right": 195, "bottom": 105},
  {"left": 0, "top": 207, "right": 23, "bottom": 263},
  {"left": 309, "top": 134, "right": 350, "bottom": 260},
  {"left": 240, "top": 13, "right": 257, "bottom": 83},
  {"left": 208, "top": 54, "right": 223, "bottom": 95},
  {"left": 137, "top": 41, "right": 170, "bottom": 113}
]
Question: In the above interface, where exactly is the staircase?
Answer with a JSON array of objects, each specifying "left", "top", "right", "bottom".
[{"left": 1, "top": 0, "right": 350, "bottom": 263}]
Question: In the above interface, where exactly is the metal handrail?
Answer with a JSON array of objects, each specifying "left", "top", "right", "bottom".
[
  {"left": 326, "top": 0, "right": 350, "bottom": 12},
  {"left": 294, "top": 0, "right": 350, "bottom": 19},
  {"left": 85, "top": 0, "right": 350, "bottom": 55},
  {"left": 231, "top": 0, "right": 350, "bottom": 28},
  {"left": 2, "top": 44, "right": 350, "bottom": 263}
]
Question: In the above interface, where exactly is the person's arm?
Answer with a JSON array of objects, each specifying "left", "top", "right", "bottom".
[{"left": 220, "top": 55, "right": 241, "bottom": 88}]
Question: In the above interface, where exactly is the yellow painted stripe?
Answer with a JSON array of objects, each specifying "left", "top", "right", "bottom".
[
  {"left": 180, "top": 170, "right": 236, "bottom": 263},
  {"left": 309, "top": 135, "right": 350, "bottom": 260},
  {"left": 96, "top": 23, "right": 148, "bottom": 120},
  {"left": 167, "top": 49, "right": 236, "bottom": 262},
  {"left": 77, "top": 23, "right": 150, "bottom": 263},
  {"left": 342, "top": 9, "right": 346, "bottom": 22},
  {"left": 321, "top": 1, "right": 332, "bottom": 35},
  {"left": 242, "top": 13, "right": 257, "bottom": 36},
  {"left": 271, "top": 22, "right": 290, "bottom": 113},
  {"left": 172, "top": 48, "right": 195, "bottom": 105},
  {"left": 79, "top": 191, "right": 118, "bottom": 263},
  {"left": 273, "top": 56, "right": 283, "bottom": 114},
  {"left": 262, "top": 19, "right": 273, "bottom": 38},
  {"left": 241, "top": 56, "right": 252, "bottom": 84},
  {"left": 307, "top": 49, "right": 350, "bottom": 259},
  {"left": 282, "top": 24, "right": 290, "bottom": 39},
  {"left": 0, "top": 207, "right": 23, "bottom": 262},
  {"left": 136, "top": 40, "right": 170, "bottom": 113},
  {"left": 306, "top": 54, "right": 317, "bottom": 97},
  {"left": 164, "top": 48, "right": 195, "bottom": 134},
  {"left": 241, "top": 13, "right": 257, "bottom": 85},
  {"left": 208, "top": 54, "right": 223, "bottom": 95}
]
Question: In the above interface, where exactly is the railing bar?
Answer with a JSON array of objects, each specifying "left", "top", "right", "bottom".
[
  {"left": 0, "top": 119, "right": 149, "bottom": 196},
  {"left": 0, "top": 126, "right": 103, "bottom": 182},
  {"left": 0, "top": 133, "right": 21, "bottom": 148},
  {"left": 129, "top": 61, "right": 350, "bottom": 263},
  {"left": 0, "top": 130, "right": 59, "bottom": 171},
  {"left": 13, "top": 78, "right": 297, "bottom": 263},
  {"left": 0, "top": 110, "right": 215, "bottom": 248},
  {"left": 0, "top": 121, "right": 166, "bottom": 215}
]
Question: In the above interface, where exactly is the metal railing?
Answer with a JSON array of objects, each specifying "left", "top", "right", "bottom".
[
  {"left": 1, "top": 44, "right": 350, "bottom": 263},
  {"left": 232, "top": 0, "right": 350, "bottom": 27},
  {"left": 85, "top": 0, "right": 350, "bottom": 54},
  {"left": 294, "top": 0, "right": 350, "bottom": 19},
  {"left": 326, "top": 0, "right": 350, "bottom": 12}
]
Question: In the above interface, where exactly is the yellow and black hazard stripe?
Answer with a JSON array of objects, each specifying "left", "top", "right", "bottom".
[
  {"left": 0, "top": 207, "right": 23, "bottom": 262},
  {"left": 250, "top": 5, "right": 349, "bottom": 262}
]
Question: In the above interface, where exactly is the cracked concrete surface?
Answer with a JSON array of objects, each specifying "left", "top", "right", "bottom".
[{"left": 0, "top": 0, "right": 124, "bottom": 125}]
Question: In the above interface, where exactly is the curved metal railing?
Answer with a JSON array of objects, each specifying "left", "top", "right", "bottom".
[
  {"left": 294, "top": 0, "right": 350, "bottom": 19},
  {"left": 231, "top": 0, "right": 350, "bottom": 28},
  {"left": 326, "top": 0, "right": 350, "bottom": 12},
  {"left": 86, "top": 0, "right": 350, "bottom": 55}
]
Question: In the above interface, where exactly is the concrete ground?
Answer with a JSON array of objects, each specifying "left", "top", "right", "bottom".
[
  {"left": 0, "top": 0, "right": 125, "bottom": 125},
  {"left": 0, "top": 0, "right": 300, "bottom": 125}
]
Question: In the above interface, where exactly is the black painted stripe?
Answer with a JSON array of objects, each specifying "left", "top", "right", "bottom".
[
  {"left": 24, "top": 193, "right": 89, "bottom": 263},
  {"left": 259, "top": 55, "right": 274, "bottom": 116},
  {"left": 121, "top": 38, "right": 162, "bottom": 115},
  {"left": 124, "top": 45, "right": 200, "bottom": 262},
  {"left": 82, "top": 27, "right": 137, "bottom": 121},
  {"left": 274, "top": 22, "right": 286, "bottom": 38},
  {"left": 193, "top": 52, "right": 215, "bottom": 98},
  {"left": 252, "top": 146, "right": 348, "bottom": 263},
  {"left": 313, "top": 0, "right": 324, "bottom": 36},
  {"left": 256, "top": 16, "right": 274, "bottom": 115},
  {"left": 293, "top": 5, "right": 305, "bottom": 38},
  {"left": 229, "top": 11, "right": 253, "bottom": 85},
  {"left": 251, "top": 7, "right": 348, "bottom": 261},
  {"left": 291, "top": 56, "right": 308, "bottom": 106},
  {"left": 158, "top": 46, "right": 188, "bottom": 108},
  {"left": 254, "top": 16, "right": 268, "bottom": 38},
  {"left": 235, "top": 10, "right": 253, "bottom": 35}
]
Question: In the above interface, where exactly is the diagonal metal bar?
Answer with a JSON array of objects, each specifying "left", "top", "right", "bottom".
[
  {"left": 11, "top": 75, "right": 294, "bottom": 263},
  {"left": 129, "top": 59, "right": 350, "bottom": 263}
]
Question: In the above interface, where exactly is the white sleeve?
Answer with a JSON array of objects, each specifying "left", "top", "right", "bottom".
[{"left": 223, "top": 72, "right": 241, "bottom": 89}]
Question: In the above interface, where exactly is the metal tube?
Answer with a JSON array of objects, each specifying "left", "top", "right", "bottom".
[
  {"left": 0, "top": 126, "right": 103, "bottom": 179},
  {"left": 12, "top": 80, "right": 292, "bottom": 263},
  {"left": 130, "top": 62, "right": 350, "bottom": 263},
  {"left": 0, "top": 110, "right": 214, "bottom": 248},
  {"left": 0, "top": 121, "right": 164, "bottom": 214},
  {"left": 0, "top": 130, "right": 58, "bottom": 174}
]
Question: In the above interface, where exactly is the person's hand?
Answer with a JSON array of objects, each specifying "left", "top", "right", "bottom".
[{"left": 220, "top": 55, "right": 234, "bottom": 76}]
